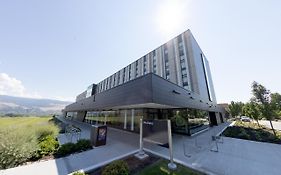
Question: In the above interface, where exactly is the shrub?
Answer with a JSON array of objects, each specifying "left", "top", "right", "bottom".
[
  {"left": 75, "top": 139, "right": 92, "bottom": 151},
  {"left": 56, "top": 143, "right": 77, "bottom": 157},
  {"left": 102, "top": 160, "right": 129, "bottom": 175},
  {"left": 223, "top": 121, "right": 281, "bottom": 144},
  {"left": 55, "top": 139, "right": 92, "bottom": 158},
  {"left": 237, "top": 129, "right": 250, "bottom": 140},
  {"left": 38, "top": 135, "right": 59, "bottom": 156},
  {"left": 0, "top": 128, "right": 38, "bottom": 169},
  {"left": 72, "top": 171, "right": 87, "bottom": 175},
  {"left": 0, "top": 117, "right": 61, "bottom": 169}
]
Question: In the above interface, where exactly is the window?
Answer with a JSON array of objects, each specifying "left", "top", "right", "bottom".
[
  {"left": 108, "top": 77, "right": 111, "bottom": 89},
  {"left": 113, "top": 74, "right": 116, "bottom": 87},
  {"left": 178, "top": 35, "right": 184, "bottom": 56},
  {"left": 178, "top": 38, "right": 189, "bottom": 89},
  {"left": 101, "top": 81, "right": 103, "bottom": 91},
  {"left": 179, "top": 48, "right": 184, "bottom": 56},
  {"left": 143, "top": 56, "right": 147, "bottom": 75},
  {"left": 163, "top": 45, "right": 169, "bottom": 79},
  {"left": 181, "top": 68, "right": 187, "bottom": 75},
  {"left": 135, "top": 61, "right": 138, "bottom": 77},
  {"left": 128, "top": 65, "right": 131, "bottom": 80},
  {"left": 117, "top": 72, "right": 120, "bottom": 85},
  {"left": 201, "top": 54, "right": 213, "bottom": 101},
  {"left": 178, "top": 35, "right": 183, "bottom": 43},
  {"left": 123, "top": 68, "right": 126, "bottom": 83},
  {"left": 166, "top": 74, "right": 170, "bottom": 80},
  {"left": 152, "top": 51, "right": 157, "bottom": 74}
]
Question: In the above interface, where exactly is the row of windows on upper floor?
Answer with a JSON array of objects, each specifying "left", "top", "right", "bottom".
[{"left": 95, "top": 35, "right": 190, "bottom": 94}]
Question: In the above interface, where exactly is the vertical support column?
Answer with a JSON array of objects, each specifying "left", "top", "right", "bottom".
[
  {"left": 104, "top": 114, "right": 107, "bottom": 125},
  {"left": 124, "top": 110, "right": 127, "bottom": 129},
  {"left": 96, "top": 112, "right": 99, "bottom": 125},
  {"left": 134, "top": 118, "right": 148, "bottom": 159},
  {"left": 131, "top": 109, "right": 135, "bottom": 131},
  {"left": 168, "top": 120, "right": 177, "bottom": 170},
  {"left": 139, "top": 118, "right": 144, "bottom": 154}
]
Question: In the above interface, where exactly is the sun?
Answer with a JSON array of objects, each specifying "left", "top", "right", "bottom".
[{"left": 156, "top": 0, "right": 185, "bottom": 37}]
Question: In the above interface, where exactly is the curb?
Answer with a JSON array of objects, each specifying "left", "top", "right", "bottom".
[
  {"left": 143, "top": 148, "right": 216, "bottom": 175},
  {"left": 67, "top": 150, "right": 138, "bottom": 175}
]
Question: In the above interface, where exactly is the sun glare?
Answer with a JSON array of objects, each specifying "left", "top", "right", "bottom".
[{"left": 156, "top": 0, "right": 185, "bottom": 37}]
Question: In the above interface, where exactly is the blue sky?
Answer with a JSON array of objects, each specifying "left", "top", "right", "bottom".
[{"left": 0, "top": 0, "right": 280, "bottom": 103}]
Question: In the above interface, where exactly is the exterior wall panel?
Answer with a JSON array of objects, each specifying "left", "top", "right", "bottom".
[{"left": 68, "top": 30, "right": 219, "bottom": 113}]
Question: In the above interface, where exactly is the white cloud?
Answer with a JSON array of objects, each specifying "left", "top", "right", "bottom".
[
  {"left": 53, "top": 96, "right": 74, "bottom": 102},
  {"left": 0, "top": 73, "right": 42, "bottom": 98},
  {"left": 0, "top": 73, "right": 74, "bottom": 102}
]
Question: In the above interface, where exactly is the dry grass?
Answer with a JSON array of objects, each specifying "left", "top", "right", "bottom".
[{"left": 0, "top": 116, "right": 59, "bottom": 169}]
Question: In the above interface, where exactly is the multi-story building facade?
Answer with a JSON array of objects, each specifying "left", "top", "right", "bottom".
[{"left": 63, "top": 30, "right": 225, "bottom": 136}]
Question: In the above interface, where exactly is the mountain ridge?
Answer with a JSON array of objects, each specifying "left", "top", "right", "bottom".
[{"left": 0, "top": 95, "right": 72, "bottom": 116}]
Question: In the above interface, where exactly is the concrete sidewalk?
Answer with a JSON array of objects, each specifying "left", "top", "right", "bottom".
[
  {"left": 2, "top": 119, "right": 281, "bottom": 175},
  {"left": 1, "top": 119, "right": 139, "bottom": 175},
  {"left": 144, "top": 122, "right": 281, "bottom": 175}
]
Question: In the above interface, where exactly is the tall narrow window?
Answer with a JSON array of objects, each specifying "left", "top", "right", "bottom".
[
  {"left": 152, "top": 50, "right": 157, "bottom": 74},
  {"left": 178, "top": 35, "right": 189, "bottom": 90},
  {"left": 135, "top": 60, "right": 138, "bottom": 77},
  {"left": 143, "top": 56, "right": 147, "bottom": 75},
  {"left": 113, "top": 74, "right": 116, "bottom": 87},
  {"left": 123, "top": 68, "right": 126, "bottom": 83},
  {"left": 108, "top": 77, "right": 111, "bottom": 89},
  {"left": 164, "top": 44, "right": 169, "bottom": 80},
  {"left": 201, "top": 54, "right": 213, "bottom": 101},
  {"left": 128, "top": 65, "right": 131, "bottom": 80},
  {"left": 117, "top": 71, "right": 120, "bottom": 85}
]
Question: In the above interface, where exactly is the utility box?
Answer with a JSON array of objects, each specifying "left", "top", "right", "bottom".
[{"left": 90, "top": 125, "right": 107, "bottom": 147}]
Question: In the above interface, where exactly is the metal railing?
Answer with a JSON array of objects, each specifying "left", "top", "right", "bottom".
[{"left": 65, "top": 124, "right": 81, "bottom": 143}]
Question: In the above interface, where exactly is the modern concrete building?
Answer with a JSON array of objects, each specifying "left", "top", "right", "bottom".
[{"left": 63, "top": 30, "right": 225, "bottom": 135}]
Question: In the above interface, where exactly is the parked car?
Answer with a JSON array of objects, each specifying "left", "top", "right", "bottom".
[{"left": 240, "top": 116, "right": 251, "bottom": 122}]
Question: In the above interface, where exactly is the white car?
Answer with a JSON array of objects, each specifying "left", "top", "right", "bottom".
[{"left": 240, "top": 116, "right": 251, "bottom": 122}]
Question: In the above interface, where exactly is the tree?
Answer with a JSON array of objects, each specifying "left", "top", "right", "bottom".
[
  {"left": 251, "top": 81, "right": 277, "bottom": 136},
  {"left": 242, "top": 102, "right": 261, "bottom": 126},
  {"left": 227, "top": 101, "right": 244, "bottom": 118},
  {"left": 271, "top": 93, "right": 281, "bottom": 113}
]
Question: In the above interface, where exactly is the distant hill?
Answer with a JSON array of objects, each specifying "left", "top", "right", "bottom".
[{"left": 0, "top": 95, "right": 72, "bottom": 116}]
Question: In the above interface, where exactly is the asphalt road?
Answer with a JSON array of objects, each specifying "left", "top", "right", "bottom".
[{"left": 258, "top": 120, "right": 281, "bottom": 131}]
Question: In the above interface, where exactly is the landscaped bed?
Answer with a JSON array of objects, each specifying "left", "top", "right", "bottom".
[
  {"left": 0, "top": 116, "right": 93, "bottom": 170},
  {"left": 0, "top": 116, "right": 60, "bottom": 169},
  {"left": 222, "top": 121, "right": 281, "bottom": 144},
  {"left": 88, "top": 154, "right": 204, "bottom": 175},
  {"left": 134, "top": 159, "right": 204, "bottom": 175}
]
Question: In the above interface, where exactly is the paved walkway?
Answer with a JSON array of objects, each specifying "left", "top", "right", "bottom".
[
  {"left": 2, "top": 119, "right": 281, "bottom": 175},
  {"left": 1, "top": 117, "right": 139, "bottom": 175},
  {"left": 144, "top": 122, "right": 281, "bottom": 175}
]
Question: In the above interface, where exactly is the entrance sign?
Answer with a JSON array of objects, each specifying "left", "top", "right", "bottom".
[{"left": 90, "top": 125, "right": 107, "bottom": 147}]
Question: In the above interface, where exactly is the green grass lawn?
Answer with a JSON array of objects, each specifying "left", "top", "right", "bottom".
[
  {"left": 0, "top": 116, "right": 59, "bottom": 169},
  {"left": 134, "top": 160, "right": 204, "bottom": 175},
  {"left": 222, "top": 121, "right": 281, "bottom": 144}
]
